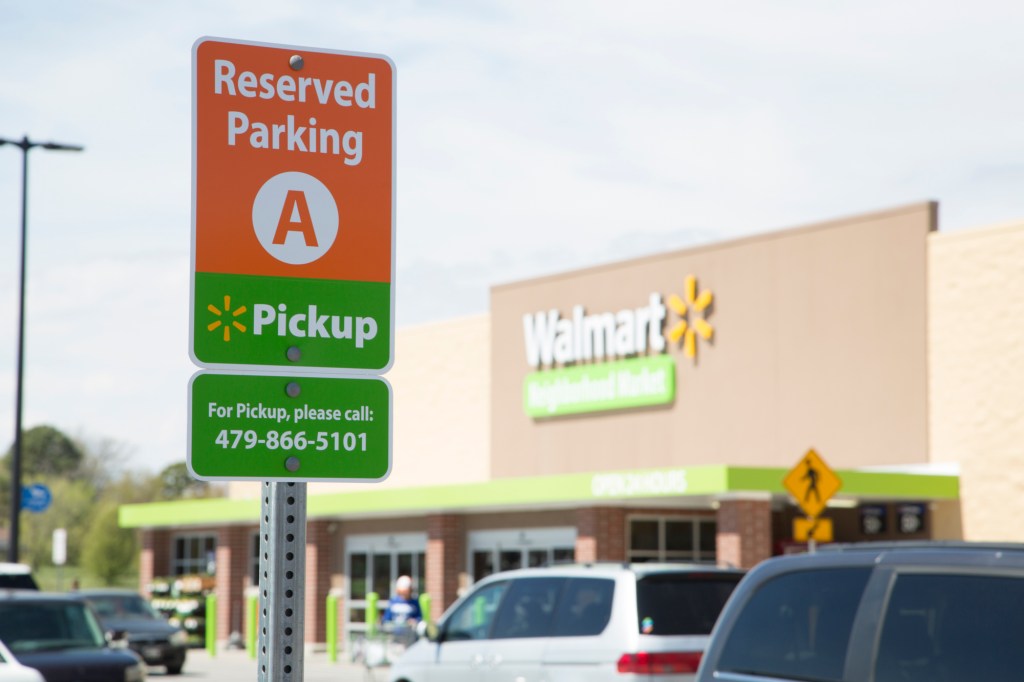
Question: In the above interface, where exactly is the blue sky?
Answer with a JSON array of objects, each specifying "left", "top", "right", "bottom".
[{"left": 1, "top": 1, "right": 1023, "bottom": 473}]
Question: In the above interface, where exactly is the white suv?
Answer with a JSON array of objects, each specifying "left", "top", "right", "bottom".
[{"left": 388, "top": 563, "right": 743, "bottom": 682}]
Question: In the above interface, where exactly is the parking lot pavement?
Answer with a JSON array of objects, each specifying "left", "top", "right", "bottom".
[{"left": 154, "top": 647, "right": 390, "bottom": 682}]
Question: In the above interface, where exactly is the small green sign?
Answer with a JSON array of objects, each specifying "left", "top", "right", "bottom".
[
  {"left": 189, "top": 372, "right": 391, "bottom": 481},
  {"left": 524, "top": 355, "right": 676, "bottom": 418},
  {"left": 193, "top": 273, "right": 391, "bottom": 371}
]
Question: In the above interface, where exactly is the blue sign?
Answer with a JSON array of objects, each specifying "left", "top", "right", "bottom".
[{"left": 21, "top": 484, "right": 52, "bottom": 513}]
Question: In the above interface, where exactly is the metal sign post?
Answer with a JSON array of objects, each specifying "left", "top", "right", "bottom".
[{"left": 257, "top": 482, "right": 307, "bottom": 682}]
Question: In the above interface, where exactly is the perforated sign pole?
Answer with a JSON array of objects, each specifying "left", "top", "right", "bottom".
[{"left": 257, "top": 482, "right": 307, "bottom": 682}]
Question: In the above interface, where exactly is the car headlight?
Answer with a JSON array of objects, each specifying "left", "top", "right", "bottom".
[
  {"left": 170, "top": 630, "right": 189, "bottom": 646},
  {"left": 124, "top": 662, "right": 146, "bottom": 682}
]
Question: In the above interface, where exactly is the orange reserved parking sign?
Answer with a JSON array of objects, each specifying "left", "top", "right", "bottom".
[{"left": 190, "top": 37, "right": 395, "bottom": 371}]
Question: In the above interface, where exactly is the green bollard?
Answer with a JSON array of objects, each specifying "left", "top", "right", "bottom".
[
  {"left": 472, "top": 595, "right": 485, "bottom": 627},
  {"left": 205, "top": 594, "right": 217, "bottom": 657},
  {"left": 418, "top": 593, "right": 432, "bottom": 625},
  {"left": 327, "top": 593, "right": 339, "bottom": 663},
  {"left": 246, "top": 593, "right": 258, "bottom": 659},
  {"left": 366, "top": 592, "right": 379, "bottom": 638}
]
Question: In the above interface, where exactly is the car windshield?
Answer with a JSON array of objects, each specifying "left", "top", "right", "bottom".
[
  {"left": 84, "top": 594, "right": 160, "bottom": 621},
  {"left": 636, "top": 572, "right": 742, "bottom": 635},
  {"left": 0, "top": 601, "right": 107, "bottom": 653}
]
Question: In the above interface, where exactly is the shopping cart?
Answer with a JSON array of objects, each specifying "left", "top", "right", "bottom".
[{"left": 351, "top": 622, "right": 418, "bottom": 681}]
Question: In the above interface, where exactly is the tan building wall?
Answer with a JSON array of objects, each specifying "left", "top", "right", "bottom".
[
  {"left": 929, "top": 222, "right": 1024, "bottom": 540},
  {"left": 227, "top": 314, "right": 492, "bottom": 499},
  {"left": 491, "top": 203, "right": 935, "bottom": 477}
]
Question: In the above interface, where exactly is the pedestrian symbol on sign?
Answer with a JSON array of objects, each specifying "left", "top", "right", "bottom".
[
  {"left": 783, "top": 449, "right": 842, "bottom": 518},
  {"left": 801, "top": 457, "right": 821, "bottom": 504}
]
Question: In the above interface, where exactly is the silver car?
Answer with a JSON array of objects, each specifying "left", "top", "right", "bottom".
[{"left": 389, "top": 563, "right": 743, "bottom": 682}]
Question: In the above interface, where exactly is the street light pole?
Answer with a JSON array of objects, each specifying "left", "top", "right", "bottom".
[{"left": 0, "top": 135, "right": 83, "bottom": 563}]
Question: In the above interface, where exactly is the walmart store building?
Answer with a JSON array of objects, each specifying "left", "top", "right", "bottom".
[{"left": 120, "top": 201, "right": 1024, "bottom": 648}]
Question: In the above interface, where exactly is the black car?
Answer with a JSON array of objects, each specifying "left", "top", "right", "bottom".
[
  {"left": 73, "top": 589, "right": 187, "bottom": 675},
  {"left": 0, "top": 591, "right": 146, "bottom": 682}
]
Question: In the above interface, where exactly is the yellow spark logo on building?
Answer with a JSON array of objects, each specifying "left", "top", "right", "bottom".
[
  {"left": 207, "top": 295, "right": 247, "bottom": 342},
  {"left": 667, "top": 275, "right": 713, "bottom": 359}
]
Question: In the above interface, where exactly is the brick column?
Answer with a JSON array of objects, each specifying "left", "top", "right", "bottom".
[
  {"left": 426, "top": 514, "right": 464, "bottom": 613},
  {"left": 575, "top": 507, "right": 626, "bottom": 562},
  {"left": 139, "top": 529, "right": 171, "bottom": 595},
  {"left": 716, "top": 497, "right": 772, "bottom": 569},
  {"left": 304, "top": 519, "right": 334, "bottom": 645},
  {"left": 215, "top": 526, "right": 251, "bottom": 642}
]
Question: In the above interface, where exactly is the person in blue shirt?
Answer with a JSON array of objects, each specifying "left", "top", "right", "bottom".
[{"left": 383, "top": 575, "right": 422, "bottom": 633}]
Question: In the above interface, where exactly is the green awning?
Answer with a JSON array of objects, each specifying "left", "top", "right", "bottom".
[{"left": 119, "top": 465, "right": 959, "bottom": 529}]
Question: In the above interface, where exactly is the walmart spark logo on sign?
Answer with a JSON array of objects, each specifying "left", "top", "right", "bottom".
[
  {"left": 207, "top": 296, "right": 248, "bottom": 342},
  {"left": 521, "top": 276, "right": 714, "bottom": 418}
]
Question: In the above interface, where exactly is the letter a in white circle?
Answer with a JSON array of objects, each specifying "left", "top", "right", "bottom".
[{"left": 252, "top": 171, "right": 339, "bottom": 264}]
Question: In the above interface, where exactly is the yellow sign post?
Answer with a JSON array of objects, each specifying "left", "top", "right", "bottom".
[{"left": 783, "top": 448, "right": 842, "bottom": 519}]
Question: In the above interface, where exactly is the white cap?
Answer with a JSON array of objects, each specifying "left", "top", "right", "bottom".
[{"left": 396, "top": 575, "right": 412, "bottom": 590}]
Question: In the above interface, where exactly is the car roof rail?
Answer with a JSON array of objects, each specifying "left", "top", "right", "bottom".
[{"left": 818, "top": 540, "right": 1024, "bottom": 553}]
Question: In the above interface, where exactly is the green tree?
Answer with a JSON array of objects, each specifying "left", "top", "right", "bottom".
[
  {"left": 81, "top": 500, "right": 137, "bottom": 585},
  {"left": 2, "top": 424, "right": 223, "bottom": 580},
  {"left": 158, "top": 462, "right": 214, "bottom": 500},
  {"left": 3, "top": 425, "right": 85, "bottom": 479}
]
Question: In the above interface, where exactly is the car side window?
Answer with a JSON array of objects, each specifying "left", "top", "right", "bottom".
[
  {"left": 715, "top": 568, "right": 870, "bottom": 682},
  {"left": 491, "top": 577, "right": 566, "bottom": 639},
  {"left": 551, "top": 578, "right": 615, "bottom": 637},
  {"left": 443, "top": 581, "right": 509, "bottom": 641},
  {"left": 875, "top": 573, "right": 1024, "bottom": 682}
]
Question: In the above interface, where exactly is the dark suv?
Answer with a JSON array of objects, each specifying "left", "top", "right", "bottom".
[
  {"left": 697, "top": 542, "right": 1024, "bottom": 682},
  {"left": 0, "top": 591, "right": 146, "bottom": 682},
  {"left": 74, "top": 589, "right": 188, "bottom": 675}
]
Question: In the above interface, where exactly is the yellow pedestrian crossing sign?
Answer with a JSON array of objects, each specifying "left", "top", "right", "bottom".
[
  {"left": 784, "top": 449, "right": 841, "bottom": 518},
  {"left": 794, "top": 516, "right": 834, "bottom": 543}
]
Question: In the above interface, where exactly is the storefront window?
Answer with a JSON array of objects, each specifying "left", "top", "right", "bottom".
[
  {"left": 630, "top": 520, "right": 660, "bottom": 551},
  {"left": 467, "top": 528, "right": 577, "bottom": 582},
  {"left": 628, "top": 517, "right": 716, "bottom": 563},
  {"left": 699, "top": 520, "right": 717, "bottom": 560},
  {"left": 350, "top": 553, "right": 368, "bottom": 600},
  {"left": 372, "top": 553, "right": 392, "bottom": 597},
  {"left": 473, "top": 550, "right": 495, "bottom": 580},
  {"left": 172, "top": 534, "right": 216, "bottom": 575},
  {"left": 666, "top": 520, "right": 695, "bottom": 552},
  {"left": 500, "top": 550, "right": 523, "bottom": 573}
]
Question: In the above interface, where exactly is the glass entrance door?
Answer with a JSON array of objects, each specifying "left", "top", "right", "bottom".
[{"left": 345, "top": 533, "right": 426, "bottom": 648}]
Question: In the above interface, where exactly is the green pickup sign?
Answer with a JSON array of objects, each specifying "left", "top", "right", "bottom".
[{"left": 188, "top": 372, "right": 391, "bottom": 481}]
